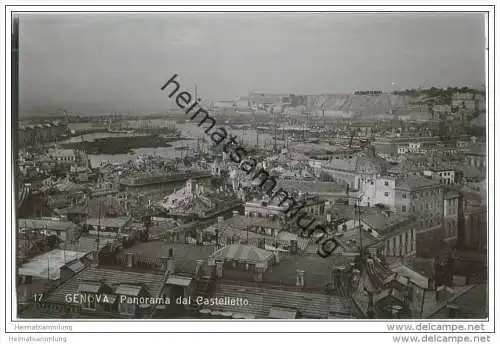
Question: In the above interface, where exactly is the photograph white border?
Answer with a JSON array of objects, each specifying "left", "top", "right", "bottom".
[{"left": 1, "top": 1, "right": 497, "bottom": 339}]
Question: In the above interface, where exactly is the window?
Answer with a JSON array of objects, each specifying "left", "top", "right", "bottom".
[
  {"left": 384, "top": 181, "right": 389, "bottom": 186},
  {"left": 420, "top": 220, "right": 424, "bottom": 229},
  {"left": 402, "top": 193, "right": 407, "bottom": 199},
  {"left": 384, "top": 192, "right": 389, "bottom": 197},
  {"left": 402, "top": 205, "right": 407, "bottom": 213},
  {"left": 420, "top": 204, "right": 424, "bottom": 211},
  {"left": 119, "top": 302, "right": 136, "bottom": 315},
  {"left": 426, "top": 203, "right": 429, "bottom": 210},
  {"left": 403, "top": 232, "right": 408, "bottom": 254},
  {"left": 412, "top": 205, "right": 416, "bottom": 212}
]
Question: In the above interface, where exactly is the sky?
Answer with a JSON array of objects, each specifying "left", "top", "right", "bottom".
[{"left": 18, "top": 12, "right": 486, "bottom": 114}]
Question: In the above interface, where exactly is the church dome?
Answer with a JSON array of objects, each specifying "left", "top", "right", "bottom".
[{"left": 354, "top": 146, "right": 388, "bottom": 174}]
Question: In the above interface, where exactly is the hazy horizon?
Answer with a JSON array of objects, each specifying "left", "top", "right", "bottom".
[{"left": 18, "top": 12, "right": 486, "bottom": 114}]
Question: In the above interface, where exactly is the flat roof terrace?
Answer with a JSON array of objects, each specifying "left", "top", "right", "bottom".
[{"left": 18, "top": 249, "right": 89, "bottom": 280}]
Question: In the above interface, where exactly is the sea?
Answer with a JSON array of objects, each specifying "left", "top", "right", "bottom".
[{"left": 59, "top": 122, "right": 275, "bottom": 167}]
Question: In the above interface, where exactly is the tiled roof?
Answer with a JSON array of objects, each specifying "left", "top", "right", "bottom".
[
  {"left": 389, "top": 263, "right": 429, "bottom": 289},
  {"left": 84, "top": 217, "right": 131, "bottom": 228},
  {"left": 268, "top": 306, "right": 298, "bottom": 319},
  {"left": 222, "top": 253, "right": 354, "bottom": 291},
  {"left": 386, "top": 257, "right": 435, "bottom": 281},
  {"left": 115, "top": 284, "right": 142, "bottom": 296},
  {"left": 59, "top": 237, "right": 116, "bottom": 254},
  {"left": 464, "top": 145, "right": 486, "bottom": 156},
  {"left": 428, "top": 284, "right": 487, "bottom": 319},
  {"left": 18, "top": 219, "right": 79, "bottom": 231},
  {"left": 64, "top": 260, "right": 86, "bottom": 274},
  {"left": 45, "top": 266, "right": 165, "bottom": 304},
  {"left": 395, "top": 176, "right": 441, "bottom": 190},
  {"left": 462, "top": 165, "right": 485, "bottom": 180},
  {"left": 361, "top": 212, "right": 412, "bottom": 232},
  {"left": 276, "top": 180, "right": 346, "bottom": 194},
  {"left": 119, "top": 242, "right": 214, "bottom": 262},
  {"left": 212, "top": 283, "right": 354, "bottom": 318}
]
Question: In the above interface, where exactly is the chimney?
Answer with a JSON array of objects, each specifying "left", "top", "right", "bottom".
[
  {"left": 290, "top": 240, "right": 298, "bottom": 254},
  {"left": 125, "top": 252, "right": 135, "bottom": 268},
  {"left": 215, "top": 260, "right": 224, "bottom": 279},
  {"left": 447, "top": 304, "right": 460, "bottom": 318},
  {"left": 195, "top": 259, "right": 204, "bottom": 277},
  {"left": 232, "top": 210, "right": 239, "bottom": 217},
  {"left": 337, "top": 265, "right": 346, "bottom": 286},
  {"left": 330, "top": 267, "right": 338, "bottom": 289},
  {"left": 296, "top": 269, "right": 305, "bottom": 289},
  {"left": 326, "top": 213, "right": 332, "bottom": 223},
  {"left": 217, "top": 216, "right": 224, "bottom": 223},
  {"left": 352, "top": 268, "right": 361, "bottom": 285},
  {"left": 196, "top": 231, "right": 203, "bottom": 245},
  {"left": 258, "top": 238, "right": 266, "bottom": 249},
  {"left": 159, "top": 256, "right": 168, "bottom": 271},
  {"left": 428, "top": 278, "right": 435, "bottom": 290},
  {"left": 366, "top": 258, "right": 375, "bottom": 270},
  {"left": 255, "top": 262, "right": 266, "bottom": 282},
  {"left": 208, "top": 257, "right": 216, "bottom": 275}
]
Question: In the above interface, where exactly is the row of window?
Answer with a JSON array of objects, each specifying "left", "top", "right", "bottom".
[
  {"left": 419, "top": 217, "right": 442, "bottom": 229},
  {"left": 446, "top": 221, "right": 457, "bottom": 238},
  {"left": 386, "top": 230, "right": 415, "bottom": 256},
  {"left": 411, "top": 189, "right": 442, "bottom": 199}
]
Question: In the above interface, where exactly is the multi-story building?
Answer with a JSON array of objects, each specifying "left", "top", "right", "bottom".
[
  {"left": 460, "top": 198, "right": 487, "bottom": 252},
  {"left": 361, "top": 175, "right": 444, "bottom": 258},
  {"left": 359, "top": 175, "right": 397, "bottom": 209},
  {"left": 331, "top": 210, "right": 417, "bottom": 257},
  {"left": 443, "top": 190, "right": 460, "bottom": 246},
  {"left": 463, "top": 145, "right": 486, "bottom": 173},
  {"left": 394, "top": 176, "right": 444, "bottom": 258},
  {"left": 423, "top": 167, "right": 458, "bottom": 185},
  {"left": 310, "top": 146, "right": 389, "bottom": 191}
]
